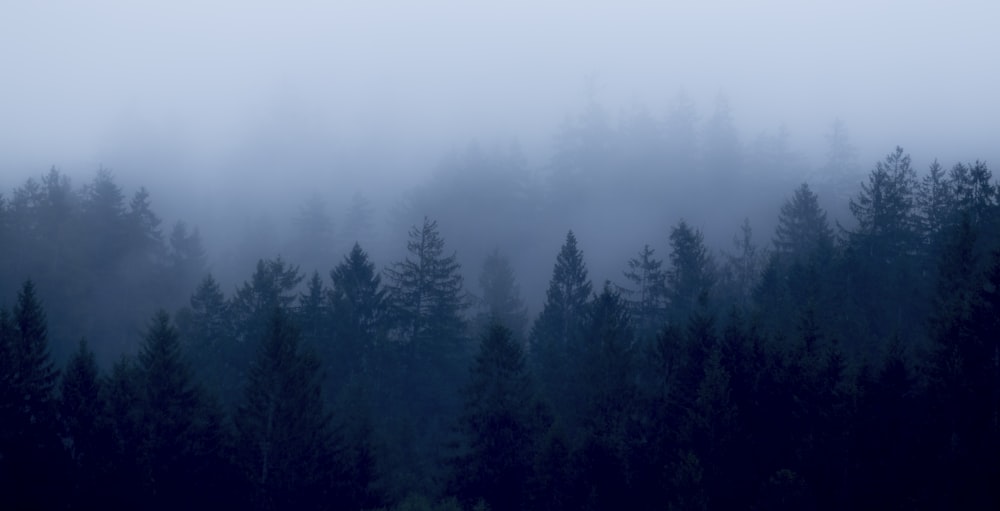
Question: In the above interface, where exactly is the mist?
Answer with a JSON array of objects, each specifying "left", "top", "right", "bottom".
[{"left": 2, "top": 2, "right": 1000, "bottom": 510}]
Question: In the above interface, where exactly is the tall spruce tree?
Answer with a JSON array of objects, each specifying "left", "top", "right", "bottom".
[
  {"left": 59, "top": 340, "right": 111, "bottom": 506},
  {"left": 530, "top": 231, "right": 592, "bottom": 411},
  {"left": 621, "top": 244, "right": 667, "bottom": 341},
  {"left": 474, "top": 249, "right": 529, "bottom": 341},
  {"left": 135, "top": 310, "right": 225, "bottom": 509},
  {"left": 774, "top": 183, "right": 833, "bottom": 263},
  {"left": 235, "top": 307, "right": 336, "bottom": 511},
  {"left": 667, "top": 220, "right": 715, "bottom": 325},
  {"left": 0, "top": 281, "right": 63, "bottom": 508},
  {"left": 329, "top": 243, "right": 387, "bottom": 382},
  {"left": 453, "top": 323, "right": 544, "bottom": 511}
]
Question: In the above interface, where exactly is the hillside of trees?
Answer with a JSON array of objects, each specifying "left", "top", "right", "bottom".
[{"left": 1, "top": 144, "right": 999, "bottom": 509}]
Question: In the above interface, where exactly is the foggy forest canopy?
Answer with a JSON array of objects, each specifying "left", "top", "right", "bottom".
[
  {"left": 2, "top": 106, "right": 1000, "bottom": 510},
  {"left": 2, "top": 2, "right": 1000, "bottom": 510}
]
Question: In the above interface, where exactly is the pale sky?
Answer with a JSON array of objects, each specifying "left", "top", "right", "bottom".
[{"left": 2, "top": 1, "right": 998, "bottom": 192}]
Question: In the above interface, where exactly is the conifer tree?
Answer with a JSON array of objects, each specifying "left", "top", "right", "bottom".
[
  {"left": 667, "top": 220, "right": 715, "bottom": 324},
  {"left": 59, "top": 339, "right": 110, "bottom": 504},
  {"left": 475, "top": 249, "right": 529, "bottom": 341},
  {"left": 453, "top": 323, "right": 543, "bottom": 511},
  {"left": 0, "top": 281, "right": 63, "bottom": 508},
  {"left": 329, "top": 243, "right": 387, "bottom": 380},
  {"left": 530, "top": 231, "right": 592, "bottom": 410},
  {"left": 621, "top": 244, "right": 667, "bottom": 341},
  {"left": 774, "top": 183, "right": 833, "bottom": 262},
  {"left": 235, "top": 307, "right": 336, "bottom": 511},
  {"left": 385, "top": 217, "right": 467, "bottom": 352},
  {"left": 136, "top": 310, "right": 224, "bottom": 508}
]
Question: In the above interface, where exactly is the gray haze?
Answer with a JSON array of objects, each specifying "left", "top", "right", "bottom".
[{"left": 3, "top": 1, "right": 1000, "bottom": 304}]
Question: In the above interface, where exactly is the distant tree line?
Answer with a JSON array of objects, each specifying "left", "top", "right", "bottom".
[{"left": 1, "top": 145, "right": 999, "bottom": 509}]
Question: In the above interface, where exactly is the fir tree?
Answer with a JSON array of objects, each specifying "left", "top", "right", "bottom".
[
  {"left": 453, "top": 323, "right": 543, "bottom": 511},
  {"left": 475, "top": 249, "right": 529, "bottom": 341},
  {"left": 621, "top": 244, "right": 667, "bottom": 341},
  {"left": 329, "top": 243, "right": 387, "bottom": 381},
  {"left": 667, "top": 220, "right": 715, "bottom": 325},
  {"left": 774, "top": 183, "right": 833, "bottom": 263},
  {"left": 530, "top": 230, "right": 592, "bottom": 412},
  {"left": 235, "top": 307, "right": 336, "bottom": 511}
]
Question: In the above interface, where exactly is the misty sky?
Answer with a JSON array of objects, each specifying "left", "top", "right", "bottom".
[{"left": 2, "top": 1, "right": 999, "bottom": 210}]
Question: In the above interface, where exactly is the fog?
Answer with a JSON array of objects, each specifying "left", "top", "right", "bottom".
[
  {"left": 6, "top": 3, "right": 1000, "bottom": 509},
  {"left": 3, "top": 1, "right": 1000, "bottom": 300}
]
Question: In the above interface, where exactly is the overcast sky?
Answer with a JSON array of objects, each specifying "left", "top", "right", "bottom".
[{"left": 2, "top": 1, "right": 999, "bottom": 195}]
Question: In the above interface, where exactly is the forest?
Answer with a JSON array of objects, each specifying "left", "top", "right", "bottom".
[{"left": 1, "top": 132, "right": 998, "bottom": 510}]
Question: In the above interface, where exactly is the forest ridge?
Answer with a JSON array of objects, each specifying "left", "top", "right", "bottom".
[{"left": 1, "top": 144, "right": 999, "bottom": 509}]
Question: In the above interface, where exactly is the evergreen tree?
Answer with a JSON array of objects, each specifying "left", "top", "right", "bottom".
[
  {"left": 720, "top": 219, "right": 763, "bottom": 311},
  {"left": 235, "top": 307, "right": 336, "bottom": 511},
  {"left": 620, "top": 244, "right": 667, "bottom": 341},
  {"left": 453, "top": 323, "right": 544, "bottom": 511},
  {"left": 667, "top": 220, "right": 715, "bottom": 324},
  {"left": 136, "top": 310, "right": 225, "bottom": 509},
  {"left": 573, "top": 284, "right": 638, "bottom": 510},
  {"left": 917, "top": 159, "right": 952, "bottom": 249},
  {"left": 329, "top": 243, "right": 387, "bottom": 381},
  {"left": 774, "top": 183, "right": 833, "bottom": 262},
  {"left": 59, "top": 340, "right": 111, "bottom": 506},
  {"left": 844, "top": 147, "right": 923, "bottom": 348},
  {"left": 474, "top": 249, "right": 529, "bottom": 341},
  {"left": 176, "top": 274, "right": 237, "bottom": 408},
  {"left": 230, "top": 257, "right": 303, "bottom": 367},
  {"left": 298, "top": 271, "right": 330, "bottom": 348},
  {"left": 847, "top": 147, "right": 920, "bottom": 259},
  {"left": 0, "top": 281, "right": 63, "bottom": 508},
  {"left": 385, "top": 217, "right": 467, "bottom": 351},
  {"left": 168, "top": 221, "right": 207, "bottom": 296},
  {"left": 530, "top": 231, "right": 592, "bottom": 412}
]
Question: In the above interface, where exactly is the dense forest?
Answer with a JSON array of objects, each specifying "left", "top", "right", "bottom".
[{"left": 1, "top": 138, "right": 999, "bottom": 510}]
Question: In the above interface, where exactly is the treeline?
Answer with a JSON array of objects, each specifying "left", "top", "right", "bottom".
[{"left": 1, "top": 145, "right": 999, "bottom": 510}]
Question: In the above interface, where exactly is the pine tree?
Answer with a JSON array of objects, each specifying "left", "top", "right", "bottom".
[
  {"left": 845, "top": 147, "right": 923, "bottom": 348},
  {"left": 530, "top": 231, "right": 592, "bottom": 411},
  {"left": 720, "top": 219, "right": 763, "bottom": 311},
  {"left": 917, "top": 160, "right": 952, "bottom": 248},
  {"left": 667, "top": 220, "right": 715, "bottom": 324},
  {"left": 167, "top": 221, "right": 207, "bottom": 296},
  {"left": 329, "top": 243, "right": 387, "bottom": 381},
  {"left": 235, "top": 307, "right": 336, "bottom": 511},
  {"left": 621, "top": 244, "right": 667, "bottom": 341},
  {"left": 774, "top": 183, "right": 833, "bottom": 262},
  {"left": 453, "top": 323, "right": 543, "bottom": 511},
  {"left": 59, "top": 340, "right": 111, "bottom": 504},
  {"left": 847, "top": 147, "right": 920, "bottom": 260},
  {"left": 385, "top": 217, "right": 467, "bottom": 351},
  {"left": 230, "top": 257, "right": 303, "bottom": 370},
  {"left": 176, "top": 274, "right": 237, "bottom": 408},
  {"left": 298, "top": 271, "right": 330, "bottom": 347},
  {"left": 136, "top": 310, "right": 222, "bottom": 509},
  {"left": 0, "top": 281, "right": 63, "bottom": 508},
  {"left": 573, "top": 284, "right": 638, "bottom": 510},
  {"left": 474, "top": 249, "right": 529, "bottom": 341}
]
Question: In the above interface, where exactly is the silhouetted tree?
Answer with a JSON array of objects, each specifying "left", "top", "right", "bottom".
[
  {"left": 453, "top": 323, "right": 544, "bottom": 511},
  {"left": 621, "top": 244, "right": 667, "bottom": 341},
  {"left": 0, "top": 281, "right": 63, "bottom": 508},
  {"left": 235, "top": 307, "right": 337, "bottom": 511},
  {"left": 530, "top": 231, "right": 592, "bottom": 414},
  {"left": 667, "top": 220, "right": 714, "bottom": 324},
  {"left": 59, "top": 340, "right": 112, "bottom": 507},
  {"left": 474, "top": 249, "right": 529, "bottom": 342}
]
